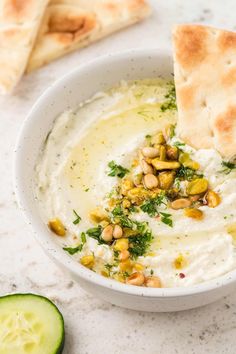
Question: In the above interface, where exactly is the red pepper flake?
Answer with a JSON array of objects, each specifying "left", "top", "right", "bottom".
[{"left": 179, "top": 273, "right": 185, "bottom": 279}]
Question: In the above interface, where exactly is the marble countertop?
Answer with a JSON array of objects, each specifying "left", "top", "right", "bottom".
[{"left": 1, "top": 1, "right": 236, "bottom": 353}]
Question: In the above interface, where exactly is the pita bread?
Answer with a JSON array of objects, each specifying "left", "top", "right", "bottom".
[
  {"left": 26, "top": 0, "right": 151, "bottom": 72},
  {"left": 173, "top": 24, "right": 236, "bottom": 159},
  {"left": 0, "top": 0, "right": 49, "bottom": 94}
]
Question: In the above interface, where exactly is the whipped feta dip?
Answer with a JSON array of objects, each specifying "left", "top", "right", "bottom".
[{"left": 35, "top": 79, "right": 236, "bottom": 288}]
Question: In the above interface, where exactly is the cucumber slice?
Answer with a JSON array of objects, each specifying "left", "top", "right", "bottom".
[{"left": 0, "top": 293, "right": 65, "bottom": 354}]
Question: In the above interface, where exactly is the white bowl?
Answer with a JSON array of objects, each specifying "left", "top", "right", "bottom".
[{"left": 14, "top": 49, "right": 236, "bottom": 312}]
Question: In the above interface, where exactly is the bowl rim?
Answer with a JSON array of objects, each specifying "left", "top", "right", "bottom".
[{"left": 14, "top": 48, "right": 236, "bottom": 298}]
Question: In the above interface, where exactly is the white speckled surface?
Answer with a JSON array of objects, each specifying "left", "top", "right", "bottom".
[{"left": 2, "top": 1, "right": 236, "bottom": 353}]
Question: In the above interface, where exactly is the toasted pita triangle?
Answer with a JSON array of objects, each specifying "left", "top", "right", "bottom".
[
  {"left": 0, "top": 0, "right": 49, "bottom": 94},
  {"left": 173, "top": 24, "right": 236, "bottom": 159},
  {"left": 26, "top": 0, "right": 151, "bottom": 72}
]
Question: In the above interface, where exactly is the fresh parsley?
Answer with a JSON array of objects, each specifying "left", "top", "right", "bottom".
[
  {"left": 159, "top": 212, "right": 173, "bottom": 227},
  {"left": 73, "top": 210, "right": 81, "bottom": 225},
  {"left": 81, "top": 232, "right": 86, "bottom": 244},
  {"left": 113, "top": 249, "right": 119, "bottom": 260},
  {"left": 104, "top": 263, "right": 113, "bottom": 270},
  {"left": 160, "top": 84, "right": 177, "bottom": 112},
  {"left": 86, "top": 225, "right": 106, "bottom": 244},
  {"left": 140, "top": 199, "right": 157, "bottom": 217},
  {"left": 129, "top": 205, "right": 138, "bottom": 213},
  {"left": 145, "top": 134, "right": 152, "bottom": 145},
  {"left": 111, "top": 206, "right": 133, "bottom": 228},
  {"left": 140, "top": 194, "right": 167, "bottom": 217},
  {"left": 128, "top": 222, "right": 153, "bottom": 258},
  {"left": 169, "top": 125, "right": 176, "bottom": 139},
  {"left": 104, "top": 263, "right": 113, "bottom": 275},
  {"left": 63, "top": 232, "right": 86, "bottom": 255},
  {"left": 111, "top": 205, "right": 123, "bottom": 216},
  {"left": 220, "top": 161, "right": 236, "bottom": 174},
  {"left": 173, "top": 141, "right": 185, "bottom": 149},
  {"left": 176, "top": 166, "right": 197, "bottom": 181},
  {"left": 110, "top": 207, "right": 154, "bottom": 257},
  {"left": 174, "top": 177, "right": 181, "bottom": 189},
  {"left": 107, "top": 161, "right": 129, "bottom": 178},
  {"left": 63, "top": 244, "right": 83, "bottom": 255},
  {"left": 122, "top": 271, "right": 130, "bottom": 278},
  {"left": 117, "top": 214, "right": 133, "bottom": 228}
]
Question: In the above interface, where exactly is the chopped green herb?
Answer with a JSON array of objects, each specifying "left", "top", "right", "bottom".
[
  {"left": 122, "top": 271, "right": 130, "bottom": 278},
  {"left": 104, "top": 263, "right": 113, "bottom": 270},
  {"left": 128, "top": 222, "right": 153, "bottom": 258},
  {"left": 169, "top": 125, "right": 176, "bottom": 139},
  {"left": 84, "top": 188, "right": 89, "bottom": 192},
  {"left": 63, "top": 244, "right": 83, "bottom": 255},
  {"left": 140, "top": 193, "right": 167, "bottom": 217},
  {"left": 86, "top": 225, "right": 106, "bottom": 244},
  {"left": 173, "top": 141, "right": 185, "bottom": 148},
  {"left": 129, "top": 205, "right": 138, "bottom": 213},
  {"left": 159, "top": 212, "right": 173, "bottom": 227},
  {"left": 160, "top": 84, "right": 177, "bottom": 112},
  {"left": 176, "top": 166, "right": 202, "bottom": 181},
  {"left": 63, "top": 231, "right": 86, "bottom": 255},
  {"left": 150, "top": 269, "right": 154, "bottom": 276},
  {"left": 145, "top": 134, "right": 152, "bottom": 145},
  {"left": 220, "top": 161, "right": 236, "bottom": 174},
  {"left": 113, "top": 250, "right": 119, "bottom": 260},
  {"left": 104, "top": 263, "right": 113, "bottom": 274},
  {"left": 119, "top": 215, "right": 133, "bottom": 229},
  {"left": 174, "top": 177, "right": 181, "bottom": 189},
  {"left": 222, "top": 161, "right": 235, "bottom": 169},
  {"left": 73, "top": 210, "right": 81, "bottom": 225},
  {"left": 111, "top": 206, "right": 133, "bottom": 228},
  {"left": 140, "top": 199, "right": 157, "bottom": 217},
  {"left": 111, "top": 208, "right": 153, "bottom": 257},
  {"left": 142, "top": 200, "right": 158, "bottom": 216},
  {"left": 107, "top": 161, "right": 129, "bottom": 178},
  {"left": 106, "top": 188, "right": 117, "bottom": 199},
  {"left": 111, "top": 205, "right": 123, "bottom": 216},
  {"left": 104, "top": 263, "right": 117, "bottom": 276},
  {"left": 81, "top": 232, "right": 86, "bottom": 244}
]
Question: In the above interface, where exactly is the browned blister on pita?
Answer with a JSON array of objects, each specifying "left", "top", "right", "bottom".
[
  {"left": 173, "top": 24, "right": 236, "bottom": 159},
  {"left": 26, "top": 0, "right": 151, "bottom": 72}
]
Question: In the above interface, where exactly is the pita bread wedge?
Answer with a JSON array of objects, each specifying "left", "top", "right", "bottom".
[
  {"left": 26, "top": 0, "right": 151, "bottom": 72},
  {"left": 0, "top": 0, "right": 49, "bottom": 94},
  {"left": 173, "top": 24, "right": 236, "bottom": 159}
]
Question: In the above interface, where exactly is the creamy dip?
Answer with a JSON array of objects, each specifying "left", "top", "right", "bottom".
[{"left": 35, "top": 79, "right": 236, "bottom": 288}]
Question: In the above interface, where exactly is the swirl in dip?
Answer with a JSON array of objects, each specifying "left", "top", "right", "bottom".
[{"left": 35, "top": 79, "right": 236, "bottom": 288}]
